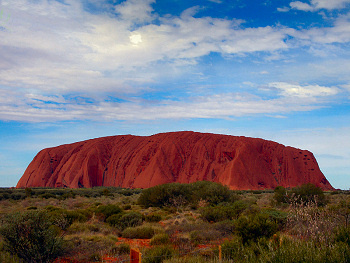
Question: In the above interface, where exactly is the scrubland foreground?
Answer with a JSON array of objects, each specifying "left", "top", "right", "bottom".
[{"left": 0, "top": 182, "right": 350, "bottom": 263}]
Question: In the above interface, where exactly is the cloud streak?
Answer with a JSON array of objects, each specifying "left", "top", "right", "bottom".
[{"left": 0, "top": 83, "right": 338, "bottom": 122}]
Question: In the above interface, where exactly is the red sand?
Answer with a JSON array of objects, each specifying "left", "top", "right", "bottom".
[{"left": 17, "top": 131, "right": 333, "bottom": 190}]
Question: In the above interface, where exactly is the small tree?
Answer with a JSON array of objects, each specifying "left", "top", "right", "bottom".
[{"left": 0, "top": 211, "right": 65, "bottom": 263}]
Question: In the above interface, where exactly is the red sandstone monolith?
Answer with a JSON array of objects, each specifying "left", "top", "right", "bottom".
[{"left": 16, "top": 131, "right": 333, "bottom": 190}]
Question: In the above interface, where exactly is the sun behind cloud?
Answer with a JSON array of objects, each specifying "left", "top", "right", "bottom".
[{"left": 130, "top": 33, "right": 142, "bottom": 45}]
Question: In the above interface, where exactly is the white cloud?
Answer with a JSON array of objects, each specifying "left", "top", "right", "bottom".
[
  {"left": 277, "top": 6, "right": 290, "bottom": 12},
  {"left": 0, "top": 0, "right": 292, "bottom": 95},
  {"left": 115, "top": 0, "right": 156, "bottom": 25},
  {"left": 268, "top": 82, "right": 339, "bottom": 98},
  {"left": 283, "top": 12, "right": 349, "bottom": 46},
  {"left": 289, "top": 0, "right": 350, "bottom": 11},
  {"left": 290, "top": 1, "right": 315, "bottom": 11},
  {"left": 0, "top": 0, "right": 348, "bottom": 124},
  {"left": 311, "top": 0, "right": 350, "bottom": 10}
]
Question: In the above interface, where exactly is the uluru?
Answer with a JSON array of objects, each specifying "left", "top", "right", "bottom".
[{"left": 16, "top": 131, "right": 333, "bottom": 190}]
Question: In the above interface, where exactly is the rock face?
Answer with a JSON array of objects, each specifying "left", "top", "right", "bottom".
[{"left": 17, "top": 131, "right": 333, "bottom": 190}]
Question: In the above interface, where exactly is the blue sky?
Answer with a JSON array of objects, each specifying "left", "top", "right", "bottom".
[{"left": 0, "top": 0, "right": 350, "bottom": 189}]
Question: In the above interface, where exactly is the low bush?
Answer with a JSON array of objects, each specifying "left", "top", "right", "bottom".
[
  {"left": 200, "top": 206, "right": 228, "bottom": 222},
  {"left": 0, "top": 211, "right": 65, "bottom": 262},
  {"left": 95, "top": 204, "right": 123, "bottom": 220},
  {"left": 145, "top": 213, "right": 162, "bottom": 222},
  {"left": 67, "top": 222, "right": 100, "bottom": 233},
  {"left": 213, "top": 220, "right": 236, "bottom": 236},
  {"left": 138, "top": 181, "right": 236, "bottom": 208},
  {"left": 106, "top": 211, "right": 143, "bottom": 230},
  {"left": 292, "top": 183, "right": 326, "bottom": 206},
  {"left": 334, "top": 226, "right": 350, "bottom": 246},
  {"left": 106, "top": 213, "right": 123, "bottom": 227},
  {"left": 150, "top": 233, "right": 170, "bottom": 245},
  {"left": 123, "top": 204, "right": 132, "bottom": 210},
  {"left": 200, "top": 201, "right": 248, "bottom": 222},
  {"left": 110, "top": 243, "right": 130, "bottom": 255},
  {"left": 265, "top": 239, "right": 350, "bottom": 263},
  {"left": 118, "top": 212, "right": 143, "bottom": 230},
  {"left": 40, "top": 193, "right": 56, "bottom": 199},
  {"left": 143, "top": 246, "right": 174, "bottom": 263},
  {"left": 274, "top": 184, "right": 326, "bottom": 206},
  {"left": 122, "top": 226, "right": 157, "bottom": 239},
  {"left": 138, "top": 183, "right": 191, "bottom": 208},
  {"left": 221, "top": 237, "right": 254, "bottom": 262},
  {"left": 190, "top": 181, "right": 234, "bottom": 205},
  {"left": 273, "top": 186, "right": 289, "bottom": 205},
  {"left": 261, "top": 208, "right": 288, "bottom": 230},
  {"left": 65, "top": 235, "right": 116, "bottom": 262},
  {"left": 235, "top": 213, "right": 278, "bottom": 244},
  {"left": 189, "top": 229, "right": 222, "bottom": 244}
]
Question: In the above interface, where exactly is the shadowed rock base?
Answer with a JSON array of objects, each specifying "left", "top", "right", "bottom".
[{"left": 17, "top": 131, "right": 333, "bottom": 190}]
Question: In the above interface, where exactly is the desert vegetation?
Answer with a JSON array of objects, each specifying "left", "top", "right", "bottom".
[{"left": 0, "top": 183, "right": 349, "bottom": 262}]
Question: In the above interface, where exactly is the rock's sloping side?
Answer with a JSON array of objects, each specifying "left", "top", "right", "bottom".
[{"left": 16, "top": 131, "right": 333, "bottom": 190}]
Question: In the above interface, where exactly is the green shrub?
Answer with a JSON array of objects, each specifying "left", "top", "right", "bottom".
[
  {"left": 118, "top": 212, "right": 143, "bottom": 230},
  {"left": 25, "top": 188, "right": 32, "bottom": 198},
  {"left": 106, "top": 213, "right": 123, "bottom": 227},
  {"left": 200, "top": 206, "right": 228, "bottom": 222},
  {"left": 89, "top": 253, "right": 102, "bottom": 262},
  {"left": 200, "top": 201, "right": 248, "bottom": 222},
  {"left": 150, "top": 233, "right": 170, "bottom": 245},
  {"left": 106, "top": 212, "right": 143, "bottom": 230},
  {"left": 66, "top": 235, "right": 116, "bottom": 262},
  {"left": 273, "top": 186, "right": 289, "bottom": 205},
  {"left": 334, "top": 226, "right": 350, "bottom": 246},
  {"left": 265, "top": 239, "right": 350, "bottom": 263},
  {"left": 190, "top": 181, "right": 233, "bottom": 205},
  {"left": 123, "top": 204, "right": 132, "bottom": 210},
  {"left": 0, "top": 252, "right": 23, "bottom": 263},
  {"left": 40, "top": 193, "right": 56, "bottom": 199},
  {"left": 95, "top": 204, "right": 123, "bottom": 220},
  {"left": 189, "top": 229, "right": 222, "bottom": 244},
  {"left": 261, "top": 208, "right": 288, "bottom": 230},
  {"left": 67, "top": 222, "right": 100, "bottom": 233},
  {"left": 235, "top": 213, "right": 278, "bottom": 244},
  {"left": 291, "top": 183, "right": 326, "bottom": 206},
  {"left": 143, "top": 246, "right": 174, "bottom": 263},
  {"left": 213, "top": 220, "right": 236, "bottom": 236},
  {"left": 145, "top": 213, "right": 162, "bottom": 222},
  {"left": 46, "top": 207, "right": 90, "bottom": 230},
  {"left": 65, "top": 210, "right": 89, "bottom": 224},
  {"left": 110, "top": 243, "right": 130, "bottom": 255},
  {"left": 221, "top": 237, "right": 251, "bottom": 262},
  {"left": 0, "top": 211, "right": 65, "bottom": 262},
  {"left": 138, "top": 181, "right": 235, "bottom": 208},
  {"left": 122, "top": 226, "right": 157, "bottom": 239},
  {"left": 138, "top": 183, "right": 191, "bottom": 208}
]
